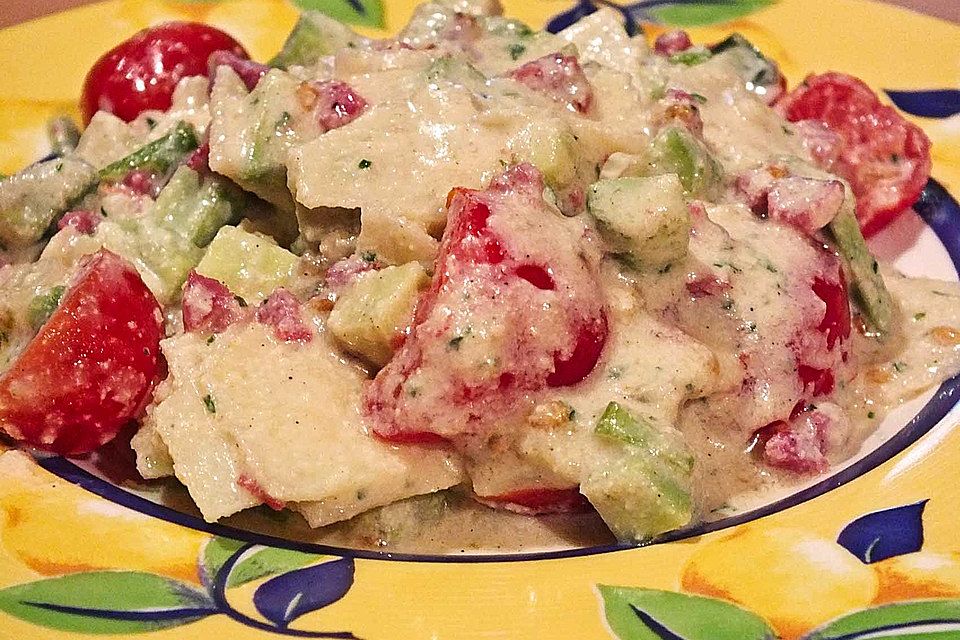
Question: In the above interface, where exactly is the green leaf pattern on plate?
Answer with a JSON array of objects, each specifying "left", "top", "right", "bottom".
[
  {"left": 648, "top": 0, "right": 775, "bottom": 27},
  {"left": 598, "top": 586, "right": 777, "bottom": 640},
  {"left": 291, "top": 0, "right": 386, "bottom": 28},
  {"left": 0, "top": 571, "right": 214, "bottom": 634},
  {"left": 803, "top": 599, "right": 960, "bottom": 640}
]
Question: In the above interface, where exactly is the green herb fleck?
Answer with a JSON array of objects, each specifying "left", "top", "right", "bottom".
[
  {"left": 203, "top": 394, "right": 216, "bottom": 414},
  {"left": 669, "top": 49, "right": 712, "bottom": 66},
  {"left": 658, "top": 263, "right": 673, "bottom": 274},
  {"left": 867, "top": 411, "right": 876, "bottom": 419},
  {"left": 721, "top": 299, "right": 735, "bottom": 311},
  {"left": 206, "top": 335, "right": 216, "bottom": 345},
  {"left": 235, "top": 295, "right": 248, "bottom": 308},
  {"left": 690, "top": 93, "right": 707, "bottom": 104},
  {"left": 145, "top": 117, "right": 157, "bottom": 131},
  {"left": 508, "top": 43, "right": 526, "bottom": 60},
  {"left": 358, "top": 158, "right": 372, "bottom": 169},
  {"left": 914, "top": 312, "right": 927, "bottom": 322},
  {"left": 448, "top": 335, "right": 465, "bottom": 351},
  {"left": 892, "top": 361, "right": 907, "bottom": 373},
  {"left": 781, "top": 124, "right": 793, "bottom": 136},
  {"left": 361, "top": 250, "right": 377, "bottom": 262}
]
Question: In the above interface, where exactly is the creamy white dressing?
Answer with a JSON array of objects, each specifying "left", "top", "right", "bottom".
[{"left": 6, "top": 0, "right": 951, "bottom": 553}]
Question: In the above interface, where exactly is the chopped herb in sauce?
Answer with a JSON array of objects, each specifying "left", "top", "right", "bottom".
[
  {"left": 358, "top": 158, "right": 372, "bottom": 169},
  {"left": 203, "top": 394, "right": 217, "bottom": 414},
  {"left": 508, "top": 43, "right": 526, "bottom": 60}
]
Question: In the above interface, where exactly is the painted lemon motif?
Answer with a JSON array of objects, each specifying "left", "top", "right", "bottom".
[
  {"left": 873, "top": 551, "right": 960, "bottom": 603},
  {"left": 0, "top": 451, "right": 205, "bottom": 583},
  {"left": 681, "top": 526, "right": 879, "bottom": 639}
]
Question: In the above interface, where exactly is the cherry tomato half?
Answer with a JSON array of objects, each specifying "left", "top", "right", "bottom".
[
  {"left": 80, "top": 22, "right": 248, "bottom": 124},
  {"left": 778, "top": 72, "right": 932, "bottom": 237},
  {"left": 0, "top": 250, "right": 164, "bottom": 454}
]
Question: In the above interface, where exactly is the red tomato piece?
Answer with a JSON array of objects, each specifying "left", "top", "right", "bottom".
[
  {"left": 57, "top": 209, "right": 103, "bottom": 235},
  {"left": 304, "top": 81, "right": 369, "bottom": 132},
  {"left": 0, "top": 250, "right": 164, "bottom": 454},
  {"left": 778, "top": 72, "right": 932, "bottom": 236},
  {"left": 181, "top": 271, "right": 246, "bottom": 335},
  {"left": 364, "top": 164, "right": 607, "bottom": 444},
  {"left": 654, "top": 30, "right": 694, "bottom": 56},
  {"left": 237, "top": 474, "right": 286, "bottom": 511},
  {"left": 474, "top": 487, "right": 591, "bottom": 515},
  {"left": 256, "top": 289, "right": 313, "bottom": 343},
  {"left": 509, "top": 52, "right": 594, "bottom": 113},
  {"left": 208, "top": 50, "right": 269, "bottom": 91},
  {"left": 81, "top": 22, "right": 248, "bottom": 124}
]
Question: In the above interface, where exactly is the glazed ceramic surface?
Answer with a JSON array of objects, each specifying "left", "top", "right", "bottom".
[{"left": 1, "top": 1, "right": 960, "bottom": 638}]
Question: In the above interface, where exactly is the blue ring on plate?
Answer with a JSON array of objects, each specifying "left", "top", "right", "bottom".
[{"left": 36, "top": 178, "right": 960, "bottom": 564}]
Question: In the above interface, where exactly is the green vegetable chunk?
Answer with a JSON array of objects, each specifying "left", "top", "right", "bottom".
[
  {"left": 669, "top": 48, "right": 712, "bottom": 66},
  {"left": 136, "top": 166, "right": 243, "bottom": 294},
  {"left": 648, "top": 126, "right": 721, "bottom": 197},
  {"left": 585, "top": 401, "right": 695, "bottom": 542},
  {"left": 269, "top": 11, "right": 364, "bottom": 69},
  {"left": 196, "top": 225, "right": 299, "bottom": 303},
  {"left": 587, "top": 174, "right": 691, "bottom": 271},
  {"left": 0, "top": 157, "right": 98, "bottom": 248},
  {"left": 708, "top": 33, "right": 781, "bottom": 98},
  {"left": 328, "top": 262, "right": 428, "bottom": 367},
  {"left": 826, "top": 202, "right": 895, "bottom": 336},
  {"left": 26, "top": 285, "right": 65, "bottom": 331},
  {"left": 98, "top": 121, "right": 199, "bottom": 183}
]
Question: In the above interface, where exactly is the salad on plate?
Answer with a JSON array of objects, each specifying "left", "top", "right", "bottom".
[{"left": 0, "top": 0, "right": 955, "bottom": 553}]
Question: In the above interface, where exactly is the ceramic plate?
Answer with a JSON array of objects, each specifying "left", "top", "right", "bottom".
[{"left": 1, "top": 1, "right": 960, "bottom": 638}]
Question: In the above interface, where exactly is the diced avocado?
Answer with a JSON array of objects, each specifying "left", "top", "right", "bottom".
[
  {"left": 328, "top": 262, "right": 428, "bottom": 366},
  {"left": 587, "top": 174, "right": 690, "bottom": 271},
  {"left": 136, "top": 166, "right": 243, "bottom": 295},
  {"left": 99, "top": 121, "right": 199, "bottom": 183},
  {"left": 584, "top": 401, "right": 695, "bottom": 542},
  {"left": 595, "top": 401, "right": 694, "bottom": 473},
  {"left": 647, "top": 126, "right": 721, "bottom": 197},
  {"left": 196, "top": 225, "right": 299, "bottom": 303},
  {"left": 0, "top": 156, "right": 98, "bottom": 248},
  {"left": 26, "top": 285, "right": 65, "bottom": 331},
  {"left": 826, "top": 202, "right": 895, "bottom": 337},
  {"left": 269, "top": 11, "right": 364, "bottom": 69},
  {"left": 509, "top": 121, "right": 578, "bottom": 193},
  {"left": 580, "top": 447, "right": 693, "bottom": 543}
]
